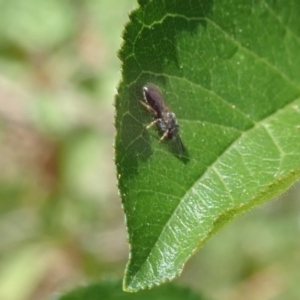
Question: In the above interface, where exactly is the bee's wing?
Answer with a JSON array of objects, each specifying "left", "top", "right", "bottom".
[
  {"left": 143, "top": 83, "right": 166, "bottom": 117},
  {"left": 176, "top": 135, "right": 184, "bottom": 157}
]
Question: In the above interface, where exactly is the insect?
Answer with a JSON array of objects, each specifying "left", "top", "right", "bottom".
[{"left": 140, "top": 83, "right": 183, "bottom": 156}]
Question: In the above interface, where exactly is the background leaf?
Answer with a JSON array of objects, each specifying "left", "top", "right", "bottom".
[
  {"left": 0, "top": 1, "right": 136, "bottom": 299},
  {"left": 115, "top": 0, "right": 300, "bottom": 292},
  {"left": 57, "top": 280, "right": 209, "bottom": 300}
]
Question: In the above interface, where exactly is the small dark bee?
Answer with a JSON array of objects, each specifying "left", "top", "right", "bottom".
[{"left": 140, "top": 83, "right": 183, "bottom": 156}]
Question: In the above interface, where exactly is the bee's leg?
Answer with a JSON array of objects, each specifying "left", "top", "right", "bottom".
[
  {"left": 140, "top": 100, "right": 157, "bottom": 116},
  {"left": 159, "top": 130, "right": 169, "bottom": 142},
  {"left": 146, "top": 119, "right": 159, "bottom": 129}
]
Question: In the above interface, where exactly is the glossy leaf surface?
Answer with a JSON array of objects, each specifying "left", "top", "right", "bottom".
[{"left": 115, "top": 0, "right": 300, "bottom": 292}]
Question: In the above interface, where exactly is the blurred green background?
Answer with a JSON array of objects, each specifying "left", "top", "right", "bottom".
[
  {"left": 0, "top": 1, "right": 135, "bottom": 299},
  {"left": 0, "top": 1, "right": 299, "bottom": 300}
]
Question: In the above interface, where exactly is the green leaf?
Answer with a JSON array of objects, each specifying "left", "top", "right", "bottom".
[
  {"left": 115, "top": 0, "right": 300, "bottom": 292},
  {"left": 57, "top": 280, "right": 208, "bottom": 300}
]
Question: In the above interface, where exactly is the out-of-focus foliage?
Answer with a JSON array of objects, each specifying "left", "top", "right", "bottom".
[
  {"left": 57, "top": 280, "right": 208, "bottom": 300},
  {"left": 0, "top": 1, "right": 135, "bottom": 300},
  {"left": 0, "top": 1, "right": 299, "bottom": 300}
]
